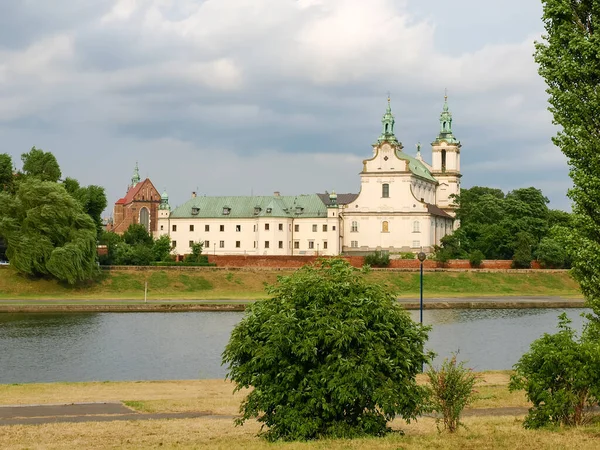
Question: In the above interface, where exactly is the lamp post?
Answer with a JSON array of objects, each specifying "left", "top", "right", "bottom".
[
  {"left": 213, "top": 243, "right": 216, "bottom": 256},
  {"left": 417, "top": 251, "right": 427, "bottom": 372},
  {"left": 317, "top": 243, "right": 319, "bottom": 256},
  {"left": 417, "top": 252, "right": 427, "bottom": 325}
]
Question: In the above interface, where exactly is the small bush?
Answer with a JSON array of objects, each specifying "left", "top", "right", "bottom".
[
  {"left": 150, "top": 260, "right": 215, "bottom": 267},
  {"left": 426, "top": 354, "right": 478, "bottom": 433},
  {"left": 433, "top": 247, "right": 451, "bottom": 267},
  {"left": 469, "top": 250, "right": 485, "bottom": 268},
  {"left": 363, "top": 251, "right": 390, "bottom": 267},
  {"left": 399, "top": 252, "right": 416, "bottom": 260},
  {"left": 509, "top": 314, "right": 600, "bottom": 428}
]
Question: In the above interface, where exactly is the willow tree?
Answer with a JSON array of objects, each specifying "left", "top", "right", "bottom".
[
  {"left": 0, "top": 178, "right": 98, "bottom": 284},
  {"left": 535, "top": 1, "right": 600, "bottom": 316}
]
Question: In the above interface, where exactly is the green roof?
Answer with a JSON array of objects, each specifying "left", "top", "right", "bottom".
[
  {"left": 395, "top": 151, "right": 438, "bottom": 183},
  {"left": 170, "top": 194, "right": 329, "bottom": 219}
]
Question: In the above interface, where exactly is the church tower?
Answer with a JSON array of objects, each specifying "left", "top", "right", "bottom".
[{"left": 431, "top": 93, "right": 461, "bottom": 215}]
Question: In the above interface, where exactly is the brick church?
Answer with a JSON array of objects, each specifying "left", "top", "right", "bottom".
[{"left": 108, "top": 163, "right": 161, "bottom": 234}]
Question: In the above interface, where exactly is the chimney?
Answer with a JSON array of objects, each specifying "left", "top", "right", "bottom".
[
  {"left": 274, "top": 191, "right": 280, "bottom": 197},
  {"left": 192, "top": 191, "right": 197, "bottom": 198}
]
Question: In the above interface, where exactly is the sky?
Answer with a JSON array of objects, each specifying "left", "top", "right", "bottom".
[{"left": 0, "top": 0, "right": 571, "bottom": 213}]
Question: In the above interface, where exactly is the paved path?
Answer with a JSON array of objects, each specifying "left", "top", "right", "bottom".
[
  {"left": 0, "top": 402, "right": 226, "bottom": 426},
  {"left": 0, "top": 402, "right": 534, "bottom": 426}
]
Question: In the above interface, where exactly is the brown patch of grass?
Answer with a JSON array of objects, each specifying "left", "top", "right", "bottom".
[{"left": 1, "top": 416, "right": 600, "bottom": 449}]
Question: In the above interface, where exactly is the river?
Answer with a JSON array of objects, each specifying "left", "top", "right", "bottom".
[{"left": 0, "top": 308, "right": 589, "bottom": 383}]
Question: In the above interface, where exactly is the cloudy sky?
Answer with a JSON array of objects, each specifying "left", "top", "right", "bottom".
[{"left": 0, "top": 0, "right": 570, "bottom": 213}]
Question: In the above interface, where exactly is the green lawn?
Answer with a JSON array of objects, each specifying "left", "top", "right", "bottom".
[{"left": 0, "top": 267, "right": 581, "bottom": 303}]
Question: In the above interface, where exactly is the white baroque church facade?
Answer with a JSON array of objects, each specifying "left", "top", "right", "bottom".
[{"left": 153, "top": 97, "right": 461, "bottom": 256}]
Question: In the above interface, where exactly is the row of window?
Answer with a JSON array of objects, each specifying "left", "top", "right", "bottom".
[
  {"left": 174, "top": 240, "right": 330, "bottom": 250},
  {"left": 350, "top": 221, "right": 421, "bottom": 233},
  {"left": 348, "top": 240, "right": 421, "bottom": 249},
  {"left": 167, "top": 223, "right": 335, "bottom": 233}
]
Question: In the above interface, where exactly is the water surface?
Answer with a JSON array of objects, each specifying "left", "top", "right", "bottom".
[{"left": 0, "top": 308, "right": 589, "bottom": 383}]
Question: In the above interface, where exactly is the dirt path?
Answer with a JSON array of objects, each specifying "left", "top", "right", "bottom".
[{"left": 0, "top": 402, "right": 531, "bottom": 426}]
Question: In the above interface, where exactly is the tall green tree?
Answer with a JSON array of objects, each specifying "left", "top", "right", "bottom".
[
  {"left": 64, "top": 177, "right": 107, "bottom": 237},
  {"left": 0, "top": 179, "right": 97, "bottom": 283},
  {"left": 0, "top": 153, "right": 14, "bottom": 192},
  {"left": 222, "top": 258, "right": 430, "bottom": 441},
  {"left": 535, "top": 0, "right": 600, "bottom": 315},
  {"left": 21, "top": 147, "right": 61, "bottom": 182}
]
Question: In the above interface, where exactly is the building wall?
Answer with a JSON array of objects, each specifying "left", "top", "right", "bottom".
[{"left": 156, "top": 215, "right": 341, "bottom": 256}]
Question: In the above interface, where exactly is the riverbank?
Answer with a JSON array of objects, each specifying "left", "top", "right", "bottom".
[
  {"left": 0, "top": 297, "right": 586, "bottom": 312},
  {"left": 0, "top": 266, "right": 582, "bottom": 303},
  {"left": 1, "top": 376, "right": 599, "bottom": 449}
]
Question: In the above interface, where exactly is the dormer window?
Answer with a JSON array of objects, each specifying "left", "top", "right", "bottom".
[
  {"left": 254, "top": 207, "right": 261, "bottom": 215},
  {"left": 223, "top": 207, "right": 231, "bottom": 215},
  {"left": 191, "top": 207, "right": 200, "bottom": 215},
  {"left": 295, "top": 206, "right": 304, "bottom": 214}
]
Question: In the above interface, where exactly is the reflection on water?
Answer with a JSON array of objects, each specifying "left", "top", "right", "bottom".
[{"left": 0, "top": 308, "right": 590, "bottom": 383}]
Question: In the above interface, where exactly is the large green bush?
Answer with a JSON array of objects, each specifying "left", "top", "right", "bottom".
[
  {"left": 535, "top": 236, "right": 569, "bottom": 269},
  {"left": 222, "top": 258, "right": 430, "bottom": 441},
  {"left": 509, "top": 314, "right": 600, "bottom": 428},
  {"left": 468, "top": 250, "right": 485, "bottom": 268}
]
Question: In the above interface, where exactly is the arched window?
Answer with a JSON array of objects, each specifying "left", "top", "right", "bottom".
[
  {"left": 441, "top": 150, "right": 447, "bottom": 173},
  {"left": 351, "top": 221, "right": 358, "bottom": 232},
  {"left": 413, "top": 221, "right": 420, "bottom": 233},
  {"left": 382, "top": 183, "right": 389, "bottom": 198},
  {"left": 382, "top": 221, "right": 389, "bottom": 233},
  {"left": 140, "top": 207, "right": 150, "bottom": 231}
]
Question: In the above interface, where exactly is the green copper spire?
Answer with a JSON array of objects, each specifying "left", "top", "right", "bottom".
[
  {"left": 435, "top": 91, "right": 459, "bottom": 144},
  {"left": 159, "top": 188, "right": 171, "bottom": 211},
  {"left": 377, "top": 96, "right": 400, "bottom": 145},
  {"left": 131, "top": 161, "right": 141, "bottom": 187}
]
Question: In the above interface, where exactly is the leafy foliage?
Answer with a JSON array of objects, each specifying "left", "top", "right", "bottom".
[
  {"left": 468, "top": 250, "right": 485, "bottom": 268},
  {"left": 534, "top": 0, "right": 600, "bottom": 315},
  {"left": 63, "top": 177, "right": 107, "bottom": 237},
  {"left": 511, "top": 232, "right": 534, "bottom": 269},
  {"left": 509, "top": 314, "right": 600, "bottom": 428},
  {"left": 0, "top": 179, "right": 97, "bottom": 284},
  {"left": 152, "top": 235, "right": 174, "bottom": 262},
  {"left": 536, "top": 236, "right": 570, "bottom": 269},
  {"left": 183, "top": 241, "right": 205, "bottom": 263},
  {"left": 222, "top": 258, "right": 430, "bottom": 441},
  {"left": 443, "top": 186, "right": 560, "bottom": 262},
  {"left": 426, "top": 354, "right": 478, "bottom": 433},
  {"left": 363, "top": 250, "right": 390, "bottom": 267},
  {"left": 122, "top": 224, "right": 153, "bottom": 247},
  {"left": 21, "top": 147, "right": 61, "bottom": 182},
  {"left": 0, "top": 153, "right": 14, "bottom": 192}
]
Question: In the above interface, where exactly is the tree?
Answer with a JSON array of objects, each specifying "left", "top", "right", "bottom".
[
  {"left": 152, "top": 234, "right": 173, "bottom": 262},
  {"left": 535, "top": 0, "right": 600, "bottom": 315},
  {"left": 0, "top": 153, "right": 14, "bottom": 192},
  {"left": 512, "top": 231, "right": 534, "bottom": 269},
  {"left": 0, "top": 179, "right": 97, "bottom": 284},
  {"left": 64, "top": 177, "right": 107, "bottom": 238},
  {"left": 222, "top": 258, "right": 430, "bottom": 441},
  {"left": 122, "top": 223, "right": 153, "bottom": 246},
  {"left": 509, "top": 313, "right": 600, "bottom": 428},
  {"left": 536, "top": 236, "right": 569, "bottom": 268},
  {"left": 21, "top": 147, "right": 61, "bottom": 182}
]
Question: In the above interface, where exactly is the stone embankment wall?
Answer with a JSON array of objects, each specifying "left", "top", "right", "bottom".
[{"left": 202, "top": 255, "right": 543, "bottom": 270}]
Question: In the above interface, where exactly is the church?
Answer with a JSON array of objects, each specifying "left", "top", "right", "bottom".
[{"left": 109, "top": 96, "right": 461, "bottom": 256}]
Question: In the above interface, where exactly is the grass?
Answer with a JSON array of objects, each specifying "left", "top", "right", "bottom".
[
  {"left": 0, "top": 266, "right": 581, "bottom": 302},
  {"left": 1, "top": 375, "right": 599, "bottom": 449}
]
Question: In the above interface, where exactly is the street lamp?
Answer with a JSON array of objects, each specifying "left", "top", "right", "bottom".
[
  {"left": 417, "top": 252, "right": 427, "bottom": 326},
  {"left": 317, "top": 243, "right": 319, "bottom": 256},
  {"left": 417, "top": 251, "right": 427, "bottom": 373},
  {"left": 213, "top": 242, "right": 216, "bottom": 256}
]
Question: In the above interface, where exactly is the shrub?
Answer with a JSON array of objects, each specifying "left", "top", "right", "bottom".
[
  {"left": 535, "top": 237, "right": 568, "bottom": 269},
  {"left": 222, "top": 258, "right": 430, "bottom": 441},
  {"left": 433, "top": 246, "right": 451, "bottom": 267},
  {"left": 399, "top": 252, "right": 416, "bottom": 260},
  {"left": 511, "top": 232, "right": 534, "bottom": 269},
  {"left": 509, "top": 313, "right": 600, "bottom": 428},
  {"left": 426, "top": 354, "right": 478, "bottom": 433},
  {"left": 468, "top": 250, "right": 485, "bottom": 268},
  {"left": 363, "top": 251, "right": 390, "bottom": 267}
]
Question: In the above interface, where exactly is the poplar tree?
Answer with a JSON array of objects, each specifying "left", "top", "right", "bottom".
[{"left": 535, "top": 1, "right": 600, "bottom": 315}]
